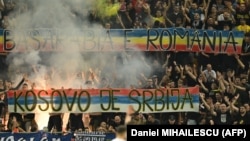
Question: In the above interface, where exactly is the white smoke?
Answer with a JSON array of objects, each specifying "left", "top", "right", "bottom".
[
  {"left": 6, "top": 0, "right": 153, "bottom": 89},
  {"left": 5, "top": 0, "right": 153, "bottom": 130}
]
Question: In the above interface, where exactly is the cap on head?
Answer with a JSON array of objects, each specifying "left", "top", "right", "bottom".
[{"left": 168, "top": 115, "right": 176, "bottom": 121}]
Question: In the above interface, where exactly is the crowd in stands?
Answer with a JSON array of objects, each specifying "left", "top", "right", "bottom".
[
  {"left": 0, "top": 0, "right": 249, "bottom": 136},
  {"left": 89, "top": 0, "right": 250, "bottom": 31}
]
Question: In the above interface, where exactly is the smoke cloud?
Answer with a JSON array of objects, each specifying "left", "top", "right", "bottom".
[
  {"left": 6, "top": 0, "right": 153, "bottom": 89},
  {"left": 4, "top": 0, "right": 156, "bottom": 130}
]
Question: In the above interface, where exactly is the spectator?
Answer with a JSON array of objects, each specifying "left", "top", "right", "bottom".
[
  {"left": 150, "top": 0, "right": 165, "bottom": 16},
  {"left": 127, "top": 112, "right": 146, "bottom": 125},
  {"left": 47, "top": 113, "right": 62, "bottom": 133},
  {"left": 183, "top": 1, "right": 205, "bottom": 22},
  {"left": 147, "top": 1, "right": 168, "bottom": 28},
  {"left": 211, "top": 0, "right": 226, "bottom": 15},
  {"left": 223, "top": 0, "right": 236, "bottom": 15},
  {"left": 214, "top": 91, "right": 225, "bottom": 103},
  {"left": 111, "top": 125, "right": 127, "bottom": 141},
  {"left": 232, "top": 77, "right": 250, "bottom": 105},
  {"left": 124, "top": 2, "right": 136, "bottom": 28},
  {"left": 151, "top": 75, "right": 159, "bottom": 88},
  {"left": 20, "top": 83, "right": 38, "bottom": 132},
  {"left": 203, "top": 64, "right": 217, "bottom": 83},
  {"left": 143, "top": 78, "right": 154, "bottom": 89},
  {"left": 6, "top": 75, "right": 26, "bottom": 132},
  {"left": 146, "top": 113, "right": 160, "bottom": 125},
  {"left": 165, "top": 5, "right": 185, "bottom": 27},
  {"left": 82, "top": 113, "right": 92, "bottom": 131},
  {"left": 235, "top": 18, "right": 250, "bottom": 33},
  {"left": 159, "top": 67, "right": 172, "bottom": 88},
  {"left": 165, "top": 114, "right": 178, "bottom": 125},
  {"left": 89, "top": 113, "right": 103, "bottom": 131},
  {"left": 109, "top": 115, "right": 124, "bottom": 131},
  {"left": 23, "top": 113, "right": 38, "bottom": 132},
  {"left": 96, "top": 121, "right": 109, "bottom": 132},
  {"left": 206, "top": 5, "right": 219, "bottom": 25},
  {"left": 204, "top": 16, "right": 218, "bottom": 30},
  {"left": 200, "top": 93, "right": 213, "bottom": 113},
  {"left": 211, "top": 102, "right": 233, "bottom": 125},
  {"left": 235, "top": 2, "right": 250, "bottom": 25},
  {"left": 185, "top": 12, "right": 204, "bottom": 29},
  {"left": 233, "top": 105, "right": 250, "bottom": 125},
  {"left": 182, "top": 64, "right": 198, "bottom": 87},
  {"left": 67, "top": 113, "right": 84, "bottom": 132},
  {"left": 217, "top": 9, "right": 235, "bottom": 30},
  {"left": 8, "top": 116, "right": 25, "bottom": 133},
  {"left": 243, "top": 102, "right": 250, "bottom": 113},
  {"left": 133, "top": 0, "right": 150, "bottom": 26}
]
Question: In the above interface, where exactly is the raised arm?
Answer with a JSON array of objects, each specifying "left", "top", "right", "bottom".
[
  {"left": 182, "top": 6, "right": 191, "bottom": 23},
  {"left": 145, "top": 3, "right": 152, "bottom": 17},
  {"left": 198, "top": 78, "right": 209, "bottom": 93},
  {"left": 200, "top": 93, "right": 211, "bottom": 111},
  {"left": 203, "top": 0, "right": 207, "bottom": 11},
  {"left": 184, "top": 65, "right": 197, "bottom": 81},
  {"left": 233, "top": 83, "right": 246, "bottom": 91},
  {"left": 234, "top": 54, "right": 245, "bottom": 70},
  {"left": 217, "top": 71, "right": 226, "bottom": 93},
  {"left": 162, "top": 1, "right": 169, "bottom": 19},
  {"left": 173, "top": 61, "right": 181, "bottom": 73},
  {"left": 116, "top": 14, "right": 126, "bottom": 29},
  {"left": 89, "top": 68, "right": 100, "bottom": 85},
  {"left": 183, "top": 0, "right": 190, "bottom": 13},
  {"left": 179, "top": 65, "right": 186, "bottom": 80},
  {"left": 162, "top": 54, "right": 171, "bottom": 69},
  {"left": 230, "top": 94, "right": 240, "bottom": 113},
  {"left": 210, "top": 103, "right": 217, "bottom": 116}
]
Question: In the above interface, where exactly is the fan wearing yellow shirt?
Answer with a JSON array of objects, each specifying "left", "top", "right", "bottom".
[
  {"left": 145, "top": 1, "right": 169, "bottom": 28},
  {"left": 235, "top": 18, "right": 250, "bottom": 33},
  {"left": 152, "top": 10, "right": 165, "bottom": 24}
]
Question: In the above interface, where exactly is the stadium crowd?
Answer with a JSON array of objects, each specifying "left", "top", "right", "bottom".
[{"left": 0, "top": 0, "right": 249, "bottom": 136}]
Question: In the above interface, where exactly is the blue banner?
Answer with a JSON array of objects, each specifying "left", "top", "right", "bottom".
[
  {"left": 0, "top": 132, "right": 72, "bottom": 141},
  {"left": 0, "top": 132, "right": 115, "bottom": 141}
]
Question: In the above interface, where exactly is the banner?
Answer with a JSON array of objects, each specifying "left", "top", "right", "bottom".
[
  {"left": 0, "top": 132, "right": 116, "bottom": 141},
  {"left": 7, "top": 87, "right": 199, "bottom": 113},
  {"left": 0, "top": 132, "right": 72, "bottom": 141},
  {"left": 74, "top": 132, "right": 115, "bottom": 141},
  {"left": 0, "top": 28, "right": 244, "bottom": 54}
]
